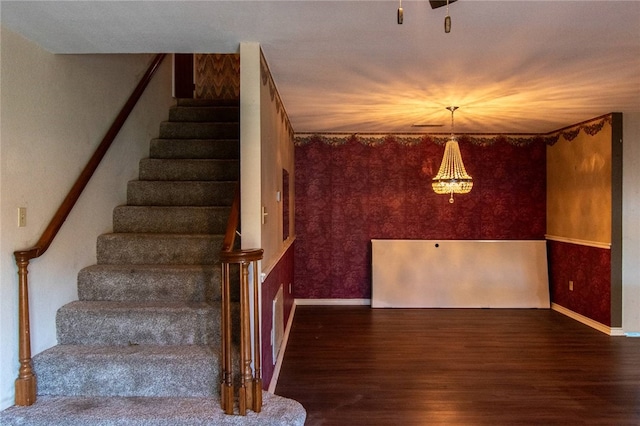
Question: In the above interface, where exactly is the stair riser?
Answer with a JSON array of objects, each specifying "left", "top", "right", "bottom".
[
  {"left": 113, "top": 206, "right": 230, "bottom": 234},
  {"left": 97, "top": 234, "right": 223, "bottom": 265},
  {"left": 149, "top": 139, "right": 239, "bottom": 160},
  {"left": 177, "top": 98, "right": 239, "bottom": 107},
  {"left": 169, "top": 106, "right": 239, "bottom": 123},
  {"left": 34, "top": 347, "right": 220, "bottom": 397},
  {"left": 127, "top": 181, "right": 235, "bottom": 206},
  {"left": 57, "top": 303, "right": 221, "bottom": 346},
  {"left": 78, "top": 265, "right": 221, "bottom": 303},
  {"left": 159, "top": 122, "right": 238, "bottom": 139},
  {"left": 139, "top": 159, "right": 239, "bottom": 181}
]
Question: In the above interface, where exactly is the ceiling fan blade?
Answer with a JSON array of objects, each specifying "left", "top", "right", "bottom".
[{"left": 429, "top": 0, "right": 457, "bottom": 9}]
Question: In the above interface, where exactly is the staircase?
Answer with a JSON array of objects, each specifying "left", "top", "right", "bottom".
[{"left": 0, "top": 99, "right": 306, "bottom": 425}]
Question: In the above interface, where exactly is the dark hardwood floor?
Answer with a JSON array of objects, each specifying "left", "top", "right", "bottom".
[{"left": 275, "top": 306, "right": 640, "bottom": 425}]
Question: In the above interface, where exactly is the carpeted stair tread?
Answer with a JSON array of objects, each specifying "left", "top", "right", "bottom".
[
  {"left": 77, "top": 264, "right": 221, "bottom": 302},
  {"left": 97, "top": 233, "right": 224, "bottom": 265},
  {"left": 0, "top": 393, "right": 306, "bottom": 426},
  {"left": 56, "top": 301, "right": 220, "bottom": 346},
  {"left": 159, "top": 122, "right": 239, "bottom": 139},
  {"left": 138, "top": 158, "right": 239, "bottom": 181},
  {"left": 127, "top": 180, "right": 236, "bottom": 206},
  {"left": 169, "top": 105, "right": 240, "bottom": 123},
  {"left": 33, "top": 345, "right": 220, "bottom": 398},
  {"left": 113, "top": 205, "right": 231, "bottom": 234},
  {"left": 149, "top": 138, "right": 239, "bottom": 160}
]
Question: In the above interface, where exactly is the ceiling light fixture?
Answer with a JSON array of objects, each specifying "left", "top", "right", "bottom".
[
  {"left": 397, "top": 1, "right": 457, "bottom": 29},
  {"left": 444, "top": 0, "right": 452, "bottom": 33},
  {"left": 432, "top": 106, "right": 473, "bottom": 203}
]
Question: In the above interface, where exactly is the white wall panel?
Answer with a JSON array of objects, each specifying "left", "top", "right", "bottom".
[{"left": 372, "top": 240, "right": 550, "bottom": 308}]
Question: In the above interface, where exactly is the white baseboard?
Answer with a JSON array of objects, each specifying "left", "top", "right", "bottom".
[
  {"left": 551, "top": 303, "right": 625, "bottom": 336},
  {"left": 294, "top": 298, "right": 371, "bottom": 306},
  {"left": 268, "top": 303, "right": 297, "bottom": 393},
  {"left": 267, "top": 298, "right": 370, "bottom": 392}
]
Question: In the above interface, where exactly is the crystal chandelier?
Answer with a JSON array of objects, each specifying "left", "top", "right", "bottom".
[{"left": 432, "top": 106, "right": 473, "bottom": 203}]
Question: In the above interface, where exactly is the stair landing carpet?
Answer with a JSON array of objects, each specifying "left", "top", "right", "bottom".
[
  {"left": 1, "top": 394, "right": 305, "bottom": 425},
  {"left": 0, "top": 99, "right": 305, "bottom": 425}
]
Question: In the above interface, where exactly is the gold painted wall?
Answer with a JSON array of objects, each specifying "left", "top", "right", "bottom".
[{"left": 547, "top": 119, "right": 612, "bottom": 244}]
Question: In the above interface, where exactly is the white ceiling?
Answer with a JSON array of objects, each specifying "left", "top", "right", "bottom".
[{"left": 2, "top": 0, "right": 639, "bottom": 134}]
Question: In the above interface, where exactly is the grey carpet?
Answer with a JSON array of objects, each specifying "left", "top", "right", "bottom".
[{"left": 0, "top": 393, "right": 306, "bottom": 426}]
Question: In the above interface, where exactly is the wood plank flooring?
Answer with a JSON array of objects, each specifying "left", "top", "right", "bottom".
[{"left": 275, "top": 306, "right": 640, "bottom": 425}]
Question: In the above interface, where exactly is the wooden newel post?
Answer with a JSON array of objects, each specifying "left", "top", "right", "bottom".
[
  {"left": 219, "top": 248, "right": 263, "bottom": 416},
  {"left": 14, "top": 253, "right": 37, "bottom": 406}
]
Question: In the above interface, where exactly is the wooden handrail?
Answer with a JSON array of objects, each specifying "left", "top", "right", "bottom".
[
  {"left": 13, "top": 53, "right": 167, "bottom": 406},
  {"left": 15, "top": 53, "right": 166, "bottom": 263},
  {"left": 221, "top": 187, "right": 240, "bottom": 252},
  {"left": 219, "top": 185, "right": 264, "bottom": 415}
]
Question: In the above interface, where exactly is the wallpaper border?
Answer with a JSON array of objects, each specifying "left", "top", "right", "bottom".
[
  {"left": 295, "top": 114, "right": 613, "bottom": 147},
  {"left": 260, "top": 49, "right": 294, "bottom": 139}
]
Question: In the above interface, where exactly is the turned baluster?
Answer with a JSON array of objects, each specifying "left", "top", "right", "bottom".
[
  {"left": 14, "top": 253, "right": 37, "bottom": 406},
  {"left": 220, "top": 261, "right": 234, "bottom": 414},
  {"left": 251, "top": 257, "right": 262, "bottom": 412},
  {"left": 239, "top": 260, "right": 254, "bottom": 415}
]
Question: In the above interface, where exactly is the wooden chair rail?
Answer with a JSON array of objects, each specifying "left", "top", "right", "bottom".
[
  {"left": 12, "top": 53, "right": 167, "bottom": 407},
  {"left": 220, "top": 188, "right": 264, "bottom": 415}
]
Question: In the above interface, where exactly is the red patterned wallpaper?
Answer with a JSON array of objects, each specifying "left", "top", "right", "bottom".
[
  {"left": 261, "top": 243, "right": 295, "bottom": 388},
  {"left": 548, "top": 240, "right": 612, "bottom": 326},
  {"left": 294, "top": 135, "right": 547, "bottom": 299}
]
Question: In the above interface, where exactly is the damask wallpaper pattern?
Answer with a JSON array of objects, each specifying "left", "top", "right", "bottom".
[
  {"left": 261, "top": 244, "right": 295, "bottom": 388},
  {"left": 294, "top": 135, "right": 547, "bottom": 299},
  {"left": 548, "top": 240, "right": 611, "bottom": 326}
]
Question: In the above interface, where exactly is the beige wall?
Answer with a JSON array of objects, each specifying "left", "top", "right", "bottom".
[
  {"left": 260, "top": 51, "right": 295, "bottom": 271},
  {"left": 0, "top": 27, "right": 174, "bottom": 409},
  {"left": 239, "top": 43, "right": 262, "bottom": 253},
  {"left": 239, "top": 43, "right": 295, "bottom": 272},
  {"left": 547, "top": 121, "right": 612, "bottom": 245}
]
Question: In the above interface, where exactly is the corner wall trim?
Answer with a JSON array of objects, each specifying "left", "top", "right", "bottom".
[
  {"left": 268, "top": 303, "right": 297, "bottom": 393},
  {"left": 294, "top": 298, "right": 371, "bottom": 306},
  {"left": 551, "top": 303, "right": 624, "bottom": 336},
  {"left": 267, "top": 298, "right": 371, "bottom": 391}
]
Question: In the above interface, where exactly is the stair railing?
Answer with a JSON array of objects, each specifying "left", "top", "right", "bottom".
[
  {"left": 12, "top": 53, "right": 167, "bottom": 407},
  {"left": 220, "top": 187, "right": 264, "bottom": 415}
]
